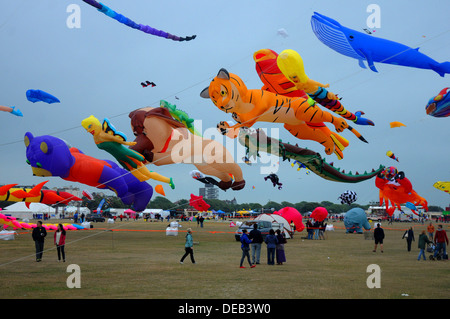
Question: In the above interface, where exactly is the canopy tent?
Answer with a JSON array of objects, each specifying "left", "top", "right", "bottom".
[
  {"left": 2, "top": 202, "right": 56, "bottom": 219},
  {"left": 254, "top": 213, "right": 292, "bottom": 239}
]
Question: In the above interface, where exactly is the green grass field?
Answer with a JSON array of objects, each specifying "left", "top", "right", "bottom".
[{"left": 1, "top": 219, "right": 448, "bottom": 299}]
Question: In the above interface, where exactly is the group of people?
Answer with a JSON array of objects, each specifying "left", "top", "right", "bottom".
[
  {"left": 372, "top": 222, "right": 448, "bottom": 261},
  {"left": 305, "top": 219, "right": 327, "bottom": 240},
  {"left": 31, "top": 221, "right": 66, "bottom": 262}
]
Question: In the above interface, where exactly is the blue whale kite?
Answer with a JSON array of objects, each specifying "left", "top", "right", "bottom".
[
  {"left": 311, "top": 12, "right": 450, "bottom": 77},
  {"left": 26, "top": 90, "right": 60, "bottom": 104}
]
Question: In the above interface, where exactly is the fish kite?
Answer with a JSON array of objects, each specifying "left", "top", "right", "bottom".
[
  {"left": 311, "top": 12, "right": 450, "bottom": 76},
  {"left": 81, "top": 0, "right": 196, "bottom": 41},
  {"left": 26, "top": 90, "right": 60, "bottom": 104},
  {"left": 426, "top": 87, "right": 450, "bottom": 118},
  {"left": 386, "top": 150, "right": 399, "bottom": 162}
]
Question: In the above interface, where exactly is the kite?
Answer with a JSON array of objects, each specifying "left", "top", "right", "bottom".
[
  {"left": 160, "top": 100, "right": 201, "bottom": 136},
  {"left": 190, "top": 170, "right": 220, "bottom": 187},
  {"left": 0, "top": 105, "right": 22, "bottom": 117},
  {"left": 344, "top": 207, "right": 371, "bottom": 233},
  {"left": 274, "top": 207, "right": 305, "bottom": 232},
  {"left": 338, "top": 190, "right": 357, "bottom": 205},
  {"left": 24, "top": 132, "right": 153, "bottom": 212},
  {"left": 242, "top": 156, "right": 252, "bottom": 165},
  {"left": 81, "top": 115, "right": 175, "bottom": 188},
  {"left": 189, "top": 194, "right": 210, "bottom": 212},
  {"left": 155, "top": 185, "right": 165, "bottom": 196},
  {"left": 277, "top": 28, "right": 289, "bottom": 38},
  {"left": 239, "top": 128, "right": 384, "bottom": 183},
  {"left": 291, "top": 160, "right": 310, "bottom": 174},
  {"left": 311, "top": 12, "right": 450, "bottom": 76},
  {"left": 0, "top": 181, "right": 81, "bottom": 208},
  {"left": 141, "top": 81, "right": 156, "bottom": 88},
  {"left": 274, "top": 48, "right": 374, "bottom": 126},
  {"left": 26, "top": 90, "right": 60, "bottom": 104},
  {"left": 200, "top": 68, "right": 368, "bottom": 160},
  {"left": 81, "top": 0, "right": 196, "bottom": 42},
  {"left": 264, "top": 173, "right": 282, "bottom": 190},
  {"left": 362, "top": 28, "right": 373, "bottom": 35},
  {"left": 426, "top": 87, "right": 450, "bottom": 117},
  {"left": 82, "top": 189, "right": 94, "bottom": 200},
  {"left": 390, "top": 121, "right": 406, "bottom": 128},
  {"left": 0, "top": 213, "right": 87, "bottom": 231},
  {"left": 386, "top": 150, "right": 399, "bottom": 162},
  {"left": 433, "top": 181, "right": 450, "bottom": 194},
  {"left": 129, "top": 106, "right": 245, "bottom": 191},
  {"left": 311, "top": 207, "right": 328, "bottom": 222},
  {"left": 375, "top": 167, "right": 428, "bottom": 216}
]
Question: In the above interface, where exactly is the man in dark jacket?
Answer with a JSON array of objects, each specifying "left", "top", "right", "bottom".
[
  {"left": 32, "top": 221, "right": 47, "bottom": 262},
  {"left": 249, "top": 223, "right": 263, "bottom": 265},
  {"left": 373, "top": 223, "right": 385, "bottom": 253}
]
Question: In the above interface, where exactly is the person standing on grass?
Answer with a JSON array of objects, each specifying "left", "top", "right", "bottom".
[
  {"left": 402, "top": 227, "right": 415, "bottom": 252},
  {"left": 180, "top": 228, "right": 196, "bottom": 264},
  {"left": 275, "top": 229, "right": 286, "bottom": 265},
  {"left": 239, "top": 229, "right": 255, "bottom": 268},
  {"left": 249, "top": 223, "right": 263, "bottom": 265},
  {"left": 427, "top": 222, "right": 435, "bottom": 241},
  {"left": 373, "top": 223, "right": 385, "bottom": 253},
  {"left": 54, "top": 224, "right": 66, "bottom": 262},
  {"left": 433, "top": 224, "right": 448, "bottom": 260},
  {"left": 264, "top": 229, "right": 278, "bottom": 265},
  {"left": 32, "top": 221, "right": 47, "bottom": 262},
  {"left": 417, "top": 230, "right": 431, "bottom": 261}
]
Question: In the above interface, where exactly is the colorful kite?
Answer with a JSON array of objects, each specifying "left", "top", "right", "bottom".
[
  {"left": 0, "top": 181, "right": 81, "bottom": 207},
  {"left": 82, "top": 189, "right": 94, "bottom": 200},
  {"left": 26, "top": 90, "right": 60, "bottom": 104},
  {"left": 81, "top": 115, "right": 174, "bottom": 188},
  {"left": 433, "top": 181, "right": 450, "bottom": 194},
  {"left": 0, "top": 105, "right": 22, "bottom": 117},
  {"left": 81, "top": 0, "right": 196, "bottom": 41},
  {"left": 200, "top": 68, "right": 368, "bottom": 160},
  {"left": 426, "top": 87, "right": 450, "bottom": 117},
  {"left": 311, "top": 207, "right": 328, "bottom": 222},
  {"left": 311, "top": 12, "right": 450, "bottom": 76},
  {"left": 189, "top": 194, "right": 210, "bottom": 212},
  {"left": 274, "top": 207, "right": 305, "bottom": 232},
  {"left": 24, "top": 132, "right": 153, "bottom": 212},
  {"left": 375, "top": 168, "right": 428, "bottom": 216},
  {"left": 386, "top": 150, "right": 399, "bottom": 162},
  {"left": 0, "top": 213, "right": 86, "bottom": 231}
]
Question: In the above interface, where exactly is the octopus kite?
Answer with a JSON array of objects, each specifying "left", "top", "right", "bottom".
[
  {"left": 375, "top": 167, "right": 428, "bottom": 216},
  {"left": 200, "top": 68, "right": 367, "bottom": 160}
]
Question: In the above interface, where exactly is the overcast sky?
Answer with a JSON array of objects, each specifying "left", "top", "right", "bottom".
[{"left": 0, "top": 0, "right": 449, "bottom": 209}]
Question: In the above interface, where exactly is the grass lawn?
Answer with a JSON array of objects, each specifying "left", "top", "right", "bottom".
[{"left": 0, "top": 218, "right": 448, "bottom": 299}]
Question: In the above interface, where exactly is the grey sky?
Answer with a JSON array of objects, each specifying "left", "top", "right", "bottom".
[{"left": 0, "top": 0, "right": 449, "bottom": 209}]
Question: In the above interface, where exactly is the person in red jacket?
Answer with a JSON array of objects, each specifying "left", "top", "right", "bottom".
[
  {"left": 433, "top": 224, "right": 448, "bottom": 260},
  {"left": 54, "top": 224, "right": 66, "bottom": 262}
]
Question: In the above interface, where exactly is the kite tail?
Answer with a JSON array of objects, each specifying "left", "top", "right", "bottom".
[
  {"left": 310, "top": 87, "right": 375, "bottom": 126},
  {"left": 432, "top": 61, "right": 450, "bottom": 77}
]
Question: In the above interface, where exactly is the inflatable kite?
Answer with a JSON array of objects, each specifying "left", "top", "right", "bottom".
[
  {"left": 338, "top": 190, "right": 357, "bottom": 205},
  {"left": 433, "top": 181, "right": 450, "bottom": 194},
  {"left": 160, "top": 100, "right": 201, "bottom": 136},
  {"left": 24, "top": 132, "right": 153, "bottom": 212},
  {"left": 81, "top": 0, "right": 196, "bottom": 41},
  {"left": 426, "top": 87, "right": 450, "bottom": 117},
  {"left": 26, "top": 90, "right": 60, "bottom": 104},
  {"left": 375, "top": 167, "right": 428, "bottom": 216},
  {"left": 386, "top": 150, "right": 399, "bottom": 162},
  {"left": 0, "top": 213, "right": 86, "bottom": 231},
  {"left": 128, "top": 106, "right": 245, "bottom": 191},
  {"left": 0, "top": 181, "right": 81, "bottom": 207},
  {"left": 291, "top": 160, "right": 310, "bottom": 174},
  {"left": 82, "top": 189, "right": 94, "bottom": 200},
  {"left": 189, "top": 194, "right": 210, "bottom": 212},
  {"left": 0, "top": 105, "right": 22, "bottom": 117},
  {"left": 343, "top": 207, "right": 371, "bottom": 233},
  {"left": 190, "top": 170, "right": 220, "bottom": 187},
  {"left": 264, "top": 173, "right": 282, "bottom": 190},
  {"left": 239, "top": 128, "right": 384, "bottom": 183},
  {"left": 200, "top": 68, "right": 368, "bottom": 160},
  {"left": 141, "top": 81, "right": 156, "bottom": 88},
  {"left": 81, "top": 115, "right": 174, "bottom": 188},
  {"left": 311, "top": 207, "right": 328, "bottom": 222},
  {"left": 273, "top": 48, "right": 374, "bottom": 126},
  {"left": 311, "top": 12, "right": 450, "bottom": 77},
  {"left": 274, "top": 207, "right": 305, "bottom": 232}
]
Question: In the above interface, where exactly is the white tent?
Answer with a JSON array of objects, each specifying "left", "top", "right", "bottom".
[
  {"left": 254, "top": 213, "right": 292, "bottom": 239},
  {"left": 2, "top": 202, "right": 56, "bottom": 219}
]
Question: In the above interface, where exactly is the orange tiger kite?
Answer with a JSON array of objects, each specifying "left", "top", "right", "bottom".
[{"left": 200, "top": 68, "right": 367, "bottom": 159}]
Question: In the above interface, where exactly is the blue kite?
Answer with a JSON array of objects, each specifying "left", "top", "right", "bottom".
[
  {"left": 26, "top": 90, "right": 60, "bottom": 104},
  {"left": 311, "top": 12, "right": 450, "bottom": 77}
]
